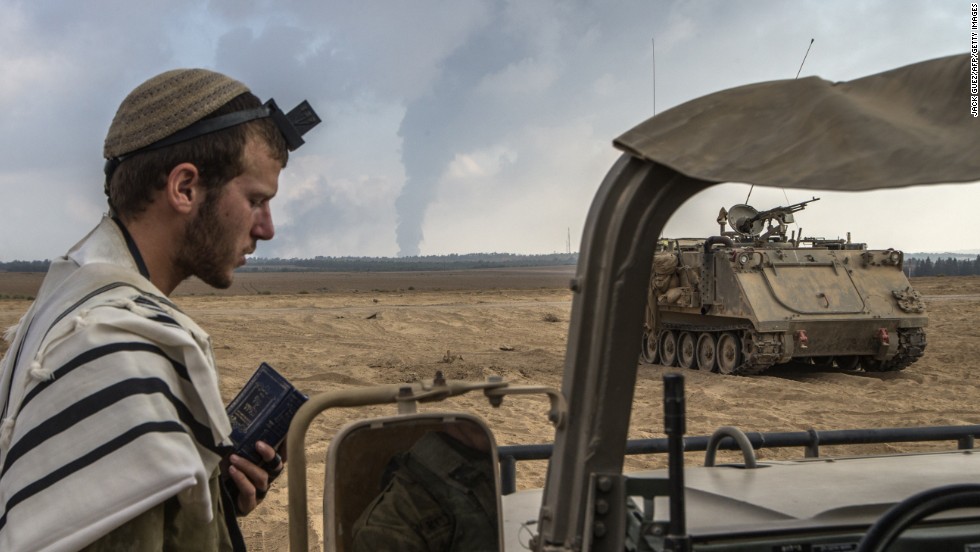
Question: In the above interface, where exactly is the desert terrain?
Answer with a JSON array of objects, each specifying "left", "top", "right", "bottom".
[{"left": 1, "top": 268, "right": 978, "bottom": 550}]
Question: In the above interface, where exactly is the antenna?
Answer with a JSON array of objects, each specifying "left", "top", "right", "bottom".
[
  {"left": 566, "top": 227, "right": 571, "bottom": 254},
  {"left": 795, "top": 38, "right": 815, "bottom": 79},
  {"left": 746, "top": 38, "right": 815, "bottom": 202},
  {"left": 652, "top": 38, "right": 657, "bottom": 116}
]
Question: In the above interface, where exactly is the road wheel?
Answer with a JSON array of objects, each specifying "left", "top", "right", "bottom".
[
  {"left": 678, "top": 332, "right": 697, "bottom": 369},
  {"left": 660, "top": 330, "right": 678, "bottom": 367},
  {"left": 835, "top": 355, "right": 860, "bottom": 370},
  {"left": 696, "top": 332, "right": 717, "bottom": 372},
  {"left": 640, "top": 330, "right": 659, "bottom": 364},
  {"left": 716, "top": 332, "right": 742, "bottom": 375}
]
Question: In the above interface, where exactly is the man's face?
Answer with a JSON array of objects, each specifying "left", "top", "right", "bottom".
[{"left": 176, "top": 137, "right": 281, "bottom": 289}]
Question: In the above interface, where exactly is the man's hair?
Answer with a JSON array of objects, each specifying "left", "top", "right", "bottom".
[{"left": 106, "top": 92, "right": 289, "bottom": 217}]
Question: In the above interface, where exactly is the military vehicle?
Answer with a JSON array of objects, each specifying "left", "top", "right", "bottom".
[
  {"left": 286, "top": 54, "right": 980, "bottom": 551},
  {"left": 640, "top": 196, "right": 928, "bottom": 375}
]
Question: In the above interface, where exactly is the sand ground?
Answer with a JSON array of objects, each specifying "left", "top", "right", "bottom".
[{"left": 1, "top": 269, "right": 978, "bottom": 550}]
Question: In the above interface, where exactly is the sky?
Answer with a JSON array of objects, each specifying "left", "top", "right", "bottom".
[{"left": 1, "top": 0, "right": 977, "bottom": 262}]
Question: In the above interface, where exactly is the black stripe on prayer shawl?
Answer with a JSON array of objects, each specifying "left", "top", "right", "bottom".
[
  {"left": 19, "top": 342, "right": 191, "bottom": 411},
  {"left": 132, "top": 296, "right": 181, "bottom": 327},
  {"left": 0, "top": 420, "right": 186, "bottom": 532},
  {"left": 1, "top": 377, "right": 219, "bottom": 479},
  {"left": 133, "top": 296, "right": 164, "bottom": 309},
  {"left": 148, "top": 313, "right": 180, "bottom": 326},
  {"left": 138, "top": 292, "right": 182, "bottom": 313}
]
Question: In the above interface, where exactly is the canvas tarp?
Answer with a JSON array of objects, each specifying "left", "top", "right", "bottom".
[{"left": 614, "top": 54, "right": 980, "bottom": 191}]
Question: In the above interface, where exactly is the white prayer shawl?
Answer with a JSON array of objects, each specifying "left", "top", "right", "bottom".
[{"left": 0, "top": 217, "right": 233, "bottom": 551}]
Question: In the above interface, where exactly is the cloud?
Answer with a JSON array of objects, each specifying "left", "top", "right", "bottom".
[{"left": 0, "top": 0, "right": 974, "bottom": 263}]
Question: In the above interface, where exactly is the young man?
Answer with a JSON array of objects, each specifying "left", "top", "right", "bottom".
[{"left": 0, "top": 68, "right": 319, "bottom": 551}]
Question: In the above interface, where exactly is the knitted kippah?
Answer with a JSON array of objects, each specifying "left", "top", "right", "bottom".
[{"left": 104, "top": 68, "right": 250, "bottom": 159}]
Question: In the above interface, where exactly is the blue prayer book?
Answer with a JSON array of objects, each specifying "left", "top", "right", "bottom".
[{"left": 226, "top": 362, "right": 308, "bottom": 464}]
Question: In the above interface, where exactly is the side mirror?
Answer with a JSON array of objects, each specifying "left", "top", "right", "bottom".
[{"left": 325, "top": 413, "right": 503, "bottom": 551}]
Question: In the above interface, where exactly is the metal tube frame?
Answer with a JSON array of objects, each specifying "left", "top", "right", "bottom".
[
  {"left": 536, "top": 155, "right": 713, "bottom": 551},
  {"left": 498, "top": 424, "right": 980, "bottom": 495}
]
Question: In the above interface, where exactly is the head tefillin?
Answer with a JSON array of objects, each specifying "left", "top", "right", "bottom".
[{"left": 103, "top": 68, "right": 321, "bottom": 186}]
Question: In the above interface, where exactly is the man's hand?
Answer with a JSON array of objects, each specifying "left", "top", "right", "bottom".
[{"left": 226, "top": 440, "right": 285, "bottom": 515}]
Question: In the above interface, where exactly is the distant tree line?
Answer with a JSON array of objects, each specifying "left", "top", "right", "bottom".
[
  {"left": 0, "top": 260, "right": 50, "bottom": 272},
  {"left": 4, "top": 253, "right": 975, "bottom": 276},
  {"left": 906, "top": 256, "right": 980, "bottom": 277}
]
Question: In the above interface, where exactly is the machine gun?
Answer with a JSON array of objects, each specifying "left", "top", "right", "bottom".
[{"left": 725, "top": 196, "right": 820, "bottom": 241}]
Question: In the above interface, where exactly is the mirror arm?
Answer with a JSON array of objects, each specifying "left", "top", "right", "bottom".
[
  {"left": 403, "top": 377, "right": 510, "bottom": 404},
  {"left": 484, "top": 385, "right": 568, "bottom": 429}
]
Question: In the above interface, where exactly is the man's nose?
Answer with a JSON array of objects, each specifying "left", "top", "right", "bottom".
[{"left": 253, "top": 205, "right": 275, "bottom": 241}]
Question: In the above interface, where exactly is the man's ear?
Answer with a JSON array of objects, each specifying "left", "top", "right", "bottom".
[{"left": 166, "top": 163, "right": 202, "bottom": 215}]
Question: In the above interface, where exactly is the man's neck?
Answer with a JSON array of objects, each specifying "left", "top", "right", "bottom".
[{"left": 115, "top": 214, "right": 185, "bottom": 295}]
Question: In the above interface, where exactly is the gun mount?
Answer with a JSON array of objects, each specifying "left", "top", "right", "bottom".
[{"left": 722, "top": 197, "right": 820, "bottom": 243}]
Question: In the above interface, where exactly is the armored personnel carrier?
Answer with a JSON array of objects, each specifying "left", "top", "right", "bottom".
[
  {"left": 286, "top": 54, "right": 979, "bottom": 552},
  {"left": 640, "top": 197, "right": 927, "bottom": 375}
]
